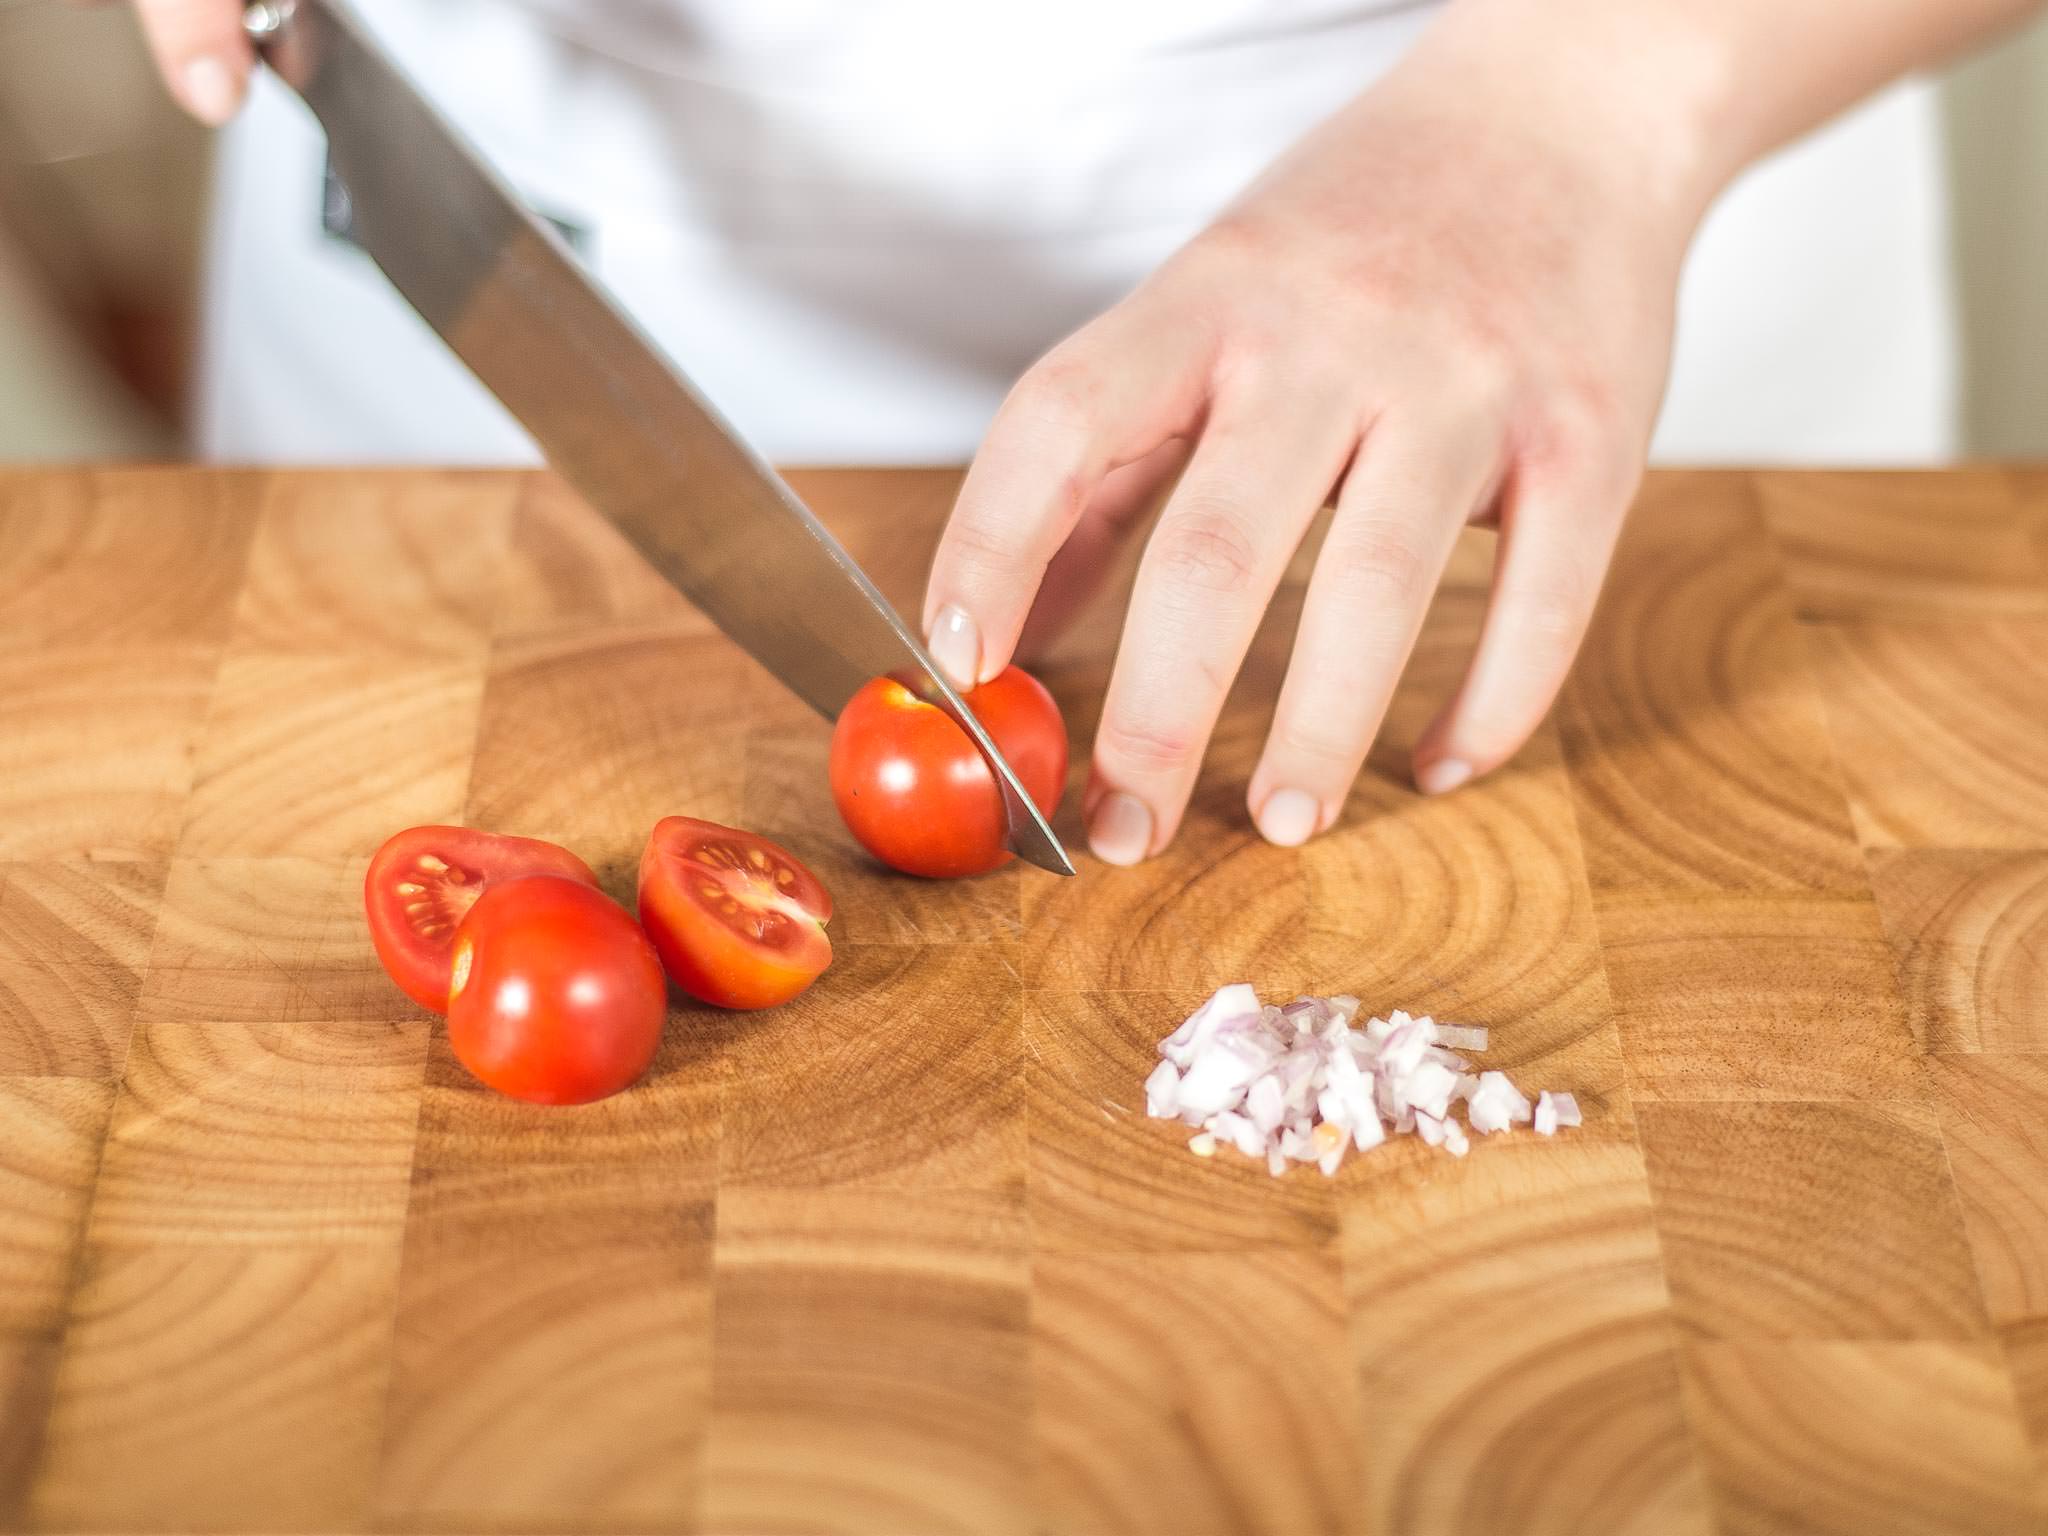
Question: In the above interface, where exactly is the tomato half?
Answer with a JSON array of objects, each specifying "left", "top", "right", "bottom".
[
  {"left": 364, "top": 826, "right": 598, "bottom": 1013},
  {"left": 637, "top": 817, "right": 833, "bottom": 1010},
  {"left": 829, "top": 665, "right": 1067, "bottom": 878},
  {"left": 445, "top": 875, "right": 667, "bottom": 1105}
]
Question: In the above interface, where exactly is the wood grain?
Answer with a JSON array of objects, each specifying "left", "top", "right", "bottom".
[
  {"left": 1754, "top": 469, "right": 2048, "bottom": 621},
  {"left": 30, "top": 1246, "right": 401, "bottom": 1532},
  {"left": 376, "top": 1167, "right": 713, "bottom": 1530},
  {"left": 1870, "top": 851, "right": 2048, "bottom": 1052},
  {"left": 1597, "top": 894, "right": 1923, "bottom": 1101},
  {"left": 1557, "top": 473, "right": 1866, "bottom": 898},
  {"left": 703, "top": 1189, "right": 1032, "bottom": 1536},
  {"left": 0, "top": 963, "right": 140, "bottom": 1080},
  {"left": 1034, "top": 1249, "right": 1366, "bottom": 1536},
  {"left": 1638, "top": 1102, "right": 1988, "bottom": 1341},
  {"left": 86, "top": 1019, "right": 429, "bottom": 1247},
  {"left": 1928, "top": 1054, "right": 2048, "bottom": 1324},
  {"left": 1808, "top": 619, "right": 2048, "bottom": 849},
  {"left": 229, "top": 471, "right": 519, "bottom": 658},
  {"left": 1340, "top": 1140, "right": 1711, "bottom": 1536},
  {"left": 2, "top": 467, "right": 2046, "bottom": 1534},
  {"left": 178, "top": 651, "right": 482, "bottom": 859},
  {"left": 1679, "top": 1341, "right": 2043, "bottom": 1535},
  {"left": 466, "top": 624, "right": 777, "bottom": 870},
  {"left": 131, "top": 857, "right": 402, "bottom": 1025},
  {"left": 0, "top": 470, "right": 260, "bottom": 651},
  {"left": 0, "top": 1079, "right": 112, "bottom": 1336},
  {"left": 0, "top": 648, "right": 220, "bottom": 862},
  {"left": 719, "top": 943, "right": 1025, "bottom": 1193}
]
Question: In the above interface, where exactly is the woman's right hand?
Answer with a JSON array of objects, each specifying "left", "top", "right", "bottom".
[{"left": 131, "top": 0, "right": 253, "bottom": 126}]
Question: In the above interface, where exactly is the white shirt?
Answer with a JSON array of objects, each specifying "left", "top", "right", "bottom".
[{"left": 199, "top": 0, "right": 1956, "bottom": 465}]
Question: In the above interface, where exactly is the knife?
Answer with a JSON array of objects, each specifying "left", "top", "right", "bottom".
[{"left": 241, "top": 0, "right": 1074, "bottom": 876}]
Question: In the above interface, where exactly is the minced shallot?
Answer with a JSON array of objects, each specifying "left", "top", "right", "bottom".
[{"left": 1145, "top": 987, "right": 1580, "bottom": 1176}]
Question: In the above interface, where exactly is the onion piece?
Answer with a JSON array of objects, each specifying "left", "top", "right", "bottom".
[
  {"left": 1144, "top": 1060, "right": 1181, "bottom": 1119},
  {"left": 1150, "top": 986, "right": 1576, "bottom": 1176},
  {"left": 1467, "top": 1071, "right": 1533, "bottom": 1134},
  {"left": 1434, "top": 1024, "right": 1490, "bottom": 1051},
  {"left": 1245, "top": 1075, "right": 1285, "bottom": 1136},
  {"left": 1160, "top": 983, "right": 1260, "bottom": 1069}
]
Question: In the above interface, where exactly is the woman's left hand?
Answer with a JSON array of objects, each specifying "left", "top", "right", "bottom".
[{"left": 921, "top": 8, "right": 1719, "bottom": 865}]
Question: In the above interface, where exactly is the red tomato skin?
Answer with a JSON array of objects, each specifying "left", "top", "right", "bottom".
[
  {"left": 638, "top": 817, "right": 833, "bottom": 1010},
  {"left": 445, "top": 875, "right": 667, "bottom": 1106},
  {"left": 364, "top": 826, "right": 597, "bottom": 1014},
  {"left": 829, "top": 666, "right": 1067, "bottom": 879}
]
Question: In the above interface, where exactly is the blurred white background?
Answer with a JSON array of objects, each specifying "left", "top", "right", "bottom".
[{"left": 1, "top": 1, "right": 2043, "bottom": 464}]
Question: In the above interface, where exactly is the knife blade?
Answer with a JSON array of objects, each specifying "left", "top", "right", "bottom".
[{"left": 242, "top": 0, "right": 1074, "bottom": 876}]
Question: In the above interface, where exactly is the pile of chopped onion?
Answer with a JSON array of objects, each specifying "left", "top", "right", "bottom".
[{"left": 1145, "top": 985, "right": 1581, "bottom": 1176}]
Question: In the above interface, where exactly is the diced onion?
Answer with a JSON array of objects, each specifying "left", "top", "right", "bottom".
[{"left": 1147, "top": 988, "right": 1579, "bottom": 1176}]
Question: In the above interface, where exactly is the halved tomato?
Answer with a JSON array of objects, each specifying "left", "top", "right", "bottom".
[
  {"left": 637, "top": 816, "right": 833, "bottom": 1010},
  {"left": 364, "top": 826, "right": 598, "bottom": 1013}
]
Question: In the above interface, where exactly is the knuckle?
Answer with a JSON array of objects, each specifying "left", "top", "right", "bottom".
[
  {"left": 941, "top": 512, "right": 1022, "bottom": 575},
  {"left": 1508, "top": 582, "right": 1591, "bottom": 647},
  {"left": 1320, "top": 520, "right": 1436, "bottom": 610},
  {"left": 1525, "top": 375, "right": 1629, "bottom": 471},
  {"left": 1096, "top": 713, "right": 1198, "bottom": 776},
  {"left": 1008, "top": 352, "right": 1101, "bottom": 440},
  {"left": 1150, "top": 506, "right": 1263, "bottom": 598},
  {"left": 1271, "top": 717, "right": 1361, "bottom": 770},
  {"left": 1188, "top": 213, "right": 1279, "bottom": 273}
]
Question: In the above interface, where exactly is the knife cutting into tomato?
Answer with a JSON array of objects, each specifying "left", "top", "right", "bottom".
[{"left": 241, "top": 0, "right": 1072, "bottom": 875}]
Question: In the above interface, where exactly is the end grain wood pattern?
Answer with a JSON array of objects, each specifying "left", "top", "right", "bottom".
[{"left": 1, "top": 466, "right": 2046, "bottom": 1535}]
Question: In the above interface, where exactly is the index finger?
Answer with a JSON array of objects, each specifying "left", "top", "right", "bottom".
[
  {"left": 134, "top": 0, "right": 254, "bottom": 126},
  {"left": 921, "top": 300, "right": 1211, "bottom": 689}
]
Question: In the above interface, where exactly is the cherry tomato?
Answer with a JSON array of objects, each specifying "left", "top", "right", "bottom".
[
  {"left": 637, "top": 816, "right": 833, "bottom": 1010},
  {"left": 445, "top": 875, "right": 667, "bottom": 1105},
  {"left": 364, "top": 826, "right": 597, "bottom": 1013},
  {"left": 829, "top": 665, "right": 1067, "bottom": 878}
]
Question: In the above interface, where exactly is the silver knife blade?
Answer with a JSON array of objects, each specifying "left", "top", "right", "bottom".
[{"left": 244, "top": 0, "right": 1074, "bottom": 876}]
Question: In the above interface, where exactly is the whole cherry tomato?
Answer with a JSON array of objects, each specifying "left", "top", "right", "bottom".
[
  {"left": 445, "top": 875, "right": 667, "bottom": 1105},
  {"left": 637, "top": 816, "right": 833, "bottom": 1010},
  {"left": 364, "top": 826, "right": 597, "bottom": 1013},
  {"left": 829, "top": 665, "right": 1067, "bottom": 878}
]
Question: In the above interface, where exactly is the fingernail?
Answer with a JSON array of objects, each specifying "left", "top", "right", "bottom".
[
  {"left": 1256, "top": 788, "right": 1320, "bottom": 847},
  {"left": 927, "top": 604, "right": 981, "bottom": 691},
  {"left": 184, "top": 57, "right": 237, "bottom": 125},
  {"left": 1088, "top": 792, "right": 1154, "bottom": 867},
  {"left": 1417, "top": 758, "right": 1472, "bottom": 796}
]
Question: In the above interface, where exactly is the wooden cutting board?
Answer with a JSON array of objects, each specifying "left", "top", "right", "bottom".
[{"left": 1, "top": 466, "right": 2046, "bottom": 1535}]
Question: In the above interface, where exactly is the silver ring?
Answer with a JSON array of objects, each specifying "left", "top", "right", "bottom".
[{"left": 243, "top": 0, "right": 295, "bottom": 42}]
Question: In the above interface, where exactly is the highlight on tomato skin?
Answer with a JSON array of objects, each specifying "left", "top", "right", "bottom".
[
  {"left": 444, "top": 874, "right": 667, "bottom": 1106},
  {"left": 363, "top": 825, "right": 599, "bottom": 1014},
  {"left": 637, "top": 816, "right": 834, "bottom": 1010},
  {"left": 829, "top": 664, "right": 1067, "bottom": 879}
]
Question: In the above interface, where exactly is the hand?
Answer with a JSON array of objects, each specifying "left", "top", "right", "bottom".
[
  {"left": 128, "top": 0, "right": 253, "bottom": 125},
  {"left": 923, "top": 12, "right": 1715, "bottom": 865}
]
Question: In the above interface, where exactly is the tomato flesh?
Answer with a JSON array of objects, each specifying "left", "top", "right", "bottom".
[
  {"left": 364, "top": 826, "right": 598, "bottom": 1013},
  {"left": 638, "top": 816, "right": 833, "bottom": 1010},
  {"left": 829, "top": 665, "right": 1067, "bottom": 878},
  {"left": 445, "top": 875, "right": 667, "bottom": 1105}
]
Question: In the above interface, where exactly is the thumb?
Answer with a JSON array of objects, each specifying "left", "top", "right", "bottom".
[{"left": 134, "top": 0, "right": 254, "bottom": 126}]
